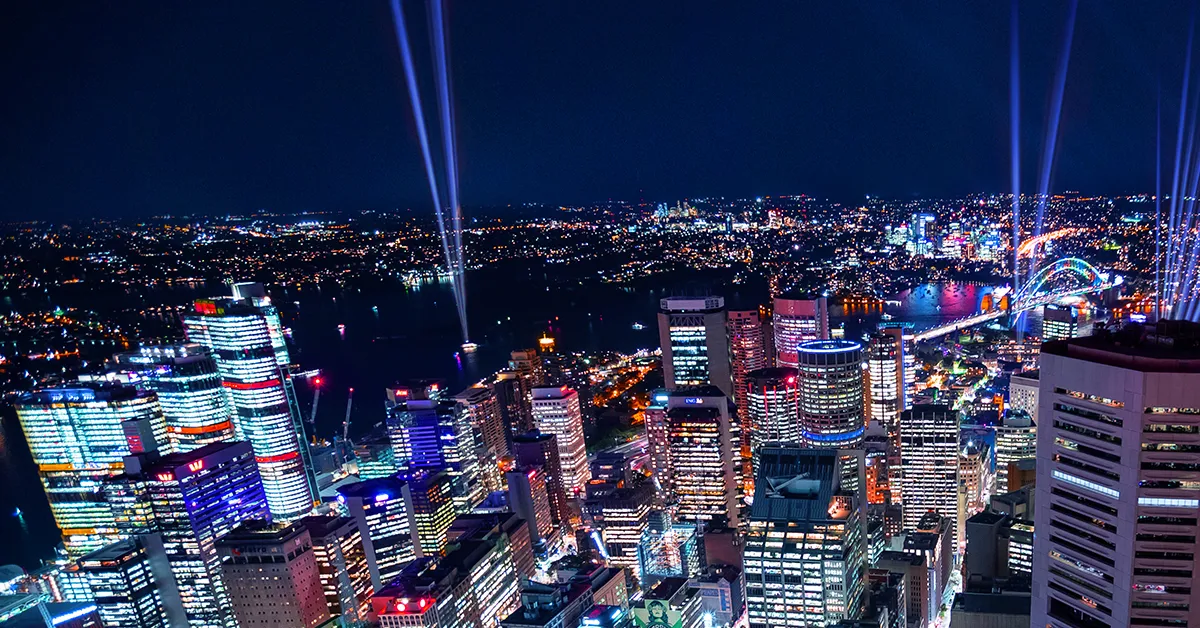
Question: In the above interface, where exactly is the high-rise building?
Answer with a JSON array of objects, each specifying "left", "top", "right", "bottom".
[
  {"left": 867, "top": 332, "right": 903, "bottom": 438},
  {"left": 1007, "top": 370, "right": 1039, "bottom": 421},
  {"left": 182, "top": 288, "right": 316, "bottom": 521},
  {"left": 454, "top": 384, "right": 511, "bottom": 462},
  {"left": 583, "top": 483, "right": 653, "bottom": 578},
  {"left": 72, "top": 534, "right": 184, "bottom": 628},
  {"left": 1041, "top": 303, "right": 1078, "bottom": 341},
  {"left": 512, "top": 431, "right": 570, "bottom": 527},
  {"left": 16, "top": 384, "right": 168, "bottom": 556},
  {"left": 796, "top": 340, "right": 866, "bottom": 448},
  {"left": 898, "top": 406, "right": 960, "bottom": 540},
  {"left": 728, "top": 309, "right": 768, "bottom": 488},
  {"left": 958, "top": 440, "right": 989, "bottom": 548},
  {"left": 665, "top": 388, "right": 739, "bottom": 529},
  {"left": 131, "top": 441, "right": 270, "bottom": 627},
  {"left": 644, "top": 390, "right": 672, "bottom": 490},
  {"left": 494, "top": 371, "right": 533, "bottom": 443},
  {"left": 112, "top": 344, "right": 236, "bottom": 453},
  {"left": 1031, "top": 322, "right": 1200, "bottom": 628},
  {"left": 993, "top": 410, "right": 1036, "bottom": 493},
  {"left": 217, "top": 520, "right": 329, "bottom": 628},
  {"left": 744, "top": 367, "right": 800, "bottom": 480},
  {"left": 336, "top": 477, "right": 416, "bottom": 591},
  {"left": 772, "top": 293, "right": 829, "bottom": 368},
  {"left": 506, "top": 468, "right": 556, "bottom": 550},
  {"left": 658, "top": 296, "right": 733, "bottom": 396},
  {"left": 744, "top": 447, "right": 867, "bottom": 628},
  {"left": 878, "top": 323, "right": 916, "bottom": 410},
  {"left": 637, "top": 523, "right": 703, "bottom": 590},
  {"left": 530, "top": 386, "right": 590, "bottom": 495},
  {"left": 387, "top": 383, "right": 486, "bottom": 512},
  {"left": 298, "top": 515, "right": 374, "bottom": 625},
  {"left": 399, "top": 469, "right": 456, "bottom": 559}
]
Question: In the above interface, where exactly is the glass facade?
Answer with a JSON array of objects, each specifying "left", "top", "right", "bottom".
[{"left": 795, "top": 341, "right": 865, "bottom": 448}]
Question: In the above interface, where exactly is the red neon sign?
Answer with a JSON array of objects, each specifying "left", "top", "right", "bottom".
[{"left": 187, "top": 460, "right": 204, "bottom": 472}]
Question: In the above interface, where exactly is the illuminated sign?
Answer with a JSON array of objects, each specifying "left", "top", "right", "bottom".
[
  {"left": 683, "top": 397, "right": 702, "bottom": 405},
  {"left": 156, "top": 473, "right": 174, "bottom": 482},
  {"left": 187, "top": 460, "right": 205, "bottom": 472}
]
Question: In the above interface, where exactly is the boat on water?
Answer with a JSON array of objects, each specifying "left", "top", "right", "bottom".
[
  {"left": 631, "top": 322, "right": 646, "bottom": 330},
  {"left": 461, "top": 341, "right": 479, "bottom": 353}
]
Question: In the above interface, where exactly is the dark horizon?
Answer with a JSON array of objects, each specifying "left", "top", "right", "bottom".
[{"left": 1, "top": 2, "right": 1192, "bottom": 218}]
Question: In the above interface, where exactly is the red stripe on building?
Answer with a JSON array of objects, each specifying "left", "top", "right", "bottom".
[
  {"left": 255, "top": 451, "right": 299, "bottom": 464},
  {"left": 171, "top": 420, "right": 234, "bottom": 435},
  {"left": 223, "top": 379, "right": 281, "bottom": 391}
]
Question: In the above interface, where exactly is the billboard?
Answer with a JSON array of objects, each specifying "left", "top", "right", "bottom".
[{"left": 633, "top": 600, "right": 683, "bottom": 628}]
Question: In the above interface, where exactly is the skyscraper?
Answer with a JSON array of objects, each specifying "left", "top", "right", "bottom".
[
  {"left": 898, "top": 405, "right": 959, "bottom": 534},
  {"left": 506, "top": 467, "right": 556, "bottom": 549},
  {"left": 744, "top": 447, "right": 866, "bottom": 627},
  {"left": 796, "top": 340, "right": 866, "bottom": 448},
  {"left": 399, "top": 469, "right": 457, "bottom": 559},
  {"left": 584, "top": 483, "right": 653, "bottom": 578},
  {"left": 993, "top": 410, "right": 1036, "bottom": 493},
  {"left": 866, "top": 332, "right": 902, "bottom": 436},
  {"left": 72, "top": 534, "right": 184, "bottom": 628},
  {"left": 112, "top": 344, "right": 236, "bottom": 453},
  {"left": 657, "top": 296, "right": 732, "bottom": 396},
  {"left": 728, "top": 309, "right": 769, "bottom": 487},
  {"left": 1007, "top": 370, "right": 1040, "bottom": 421},
  {"left": 772, "top": 293, "right": 829, "bottom": 368},
  {"left": 530, "top": 386, "right": 590, "bottom": 495},
  {"left": 1041, "top": 303, "right": 1078, "bottom": 341},
  {"left": 1031, "top": 322, "right": 1200, "bottom": 628},
  {"left": 387, "top": 382, "right": 486, "bottom": 512},
  {"left": 454, "top": 384, "right": 511, "bottom": 462},
  {"left": 512, "top": 431, "right": 571, "bottom": 527},
  {"left": 744, "top": 367, "right": 800, "bottom": 479},
  {"left": 298, "top": 515, "right": 374, "bottom": 625},
  {"left": 217, "top": 520, "right": 329, "bottom": 628},
  {"left": 182, "top": 288, "right": 316, "bottom": 521},
  {"left": 132, "top": 440, "right": 270, "bottom": 627},
  {"left": 16, "top": 384, "right": 168, "bottom": 556},
  {"left": 878, "top": 323, "right": 916, "bottom": 410},
  {"left": 665, "top": 387, "right": 739, "bottom": 528},
  {"left": 644, "top": 390, "right": 672, "bottom": 491},
  {"left": 336, "top": 477, "right": 416, "bottom": 591}
]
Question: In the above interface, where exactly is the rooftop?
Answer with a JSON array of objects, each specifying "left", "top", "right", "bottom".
[{"left": 1042, "top": 321, "right": 1200, "bottom": 372}]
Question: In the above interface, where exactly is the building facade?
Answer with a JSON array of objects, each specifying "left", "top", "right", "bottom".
[
  {"left": 658, "top": 296, "right": 732, "bottom": 396},
  {"left": 772, "top": 293, "right": 829, "bottom": 368},
  {"left": 531, "top": 386, "right": 591, "bottom": 496},
  {"left": 217, "top": 521, "right": 329, "bottom": 628},
  {"left": 796, "top": 340, "right": 866, "bottom": 448}
]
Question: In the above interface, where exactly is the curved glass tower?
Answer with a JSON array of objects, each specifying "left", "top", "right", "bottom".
[
  {"left": 183, "top": 287, "right": 316, "bottom": 521},
  {"left": 745, "top": 367, "right": 800, "bottom": 478},
  {"left": 796, "top": 340, "right": 865, "bottom": 448}
]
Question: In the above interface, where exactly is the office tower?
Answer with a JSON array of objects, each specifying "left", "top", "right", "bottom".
[
  {"left": 729, "top": 309, "right": 768, "bottom": 490},
  {"left": 644, "top": 390, "right": 672, "bottom": 489},
  {"left": 131, "top": 441, "right": 269, "bottom": 627},
  {"left": 494, "top": 371, "right": 533, "bottom": 442},
  {"left": 336, "top": 477, "right": 415, "bottom": 590},
  {"left": 584, "top": 483, "right": 653, "bottom": 577},
  {"left": 665, "top": 388, "right": 739, "bottom": 528},
  {"left": 1007, "top": 370, "right": 1039, "bottom": 420},
  {"left": 867, "top": 332, "right": 903, "bottom": 438},
  {"left": 772, "top": 293, "right": 829, "bottom": 368},
  {"left": 657, "top": 296, "right": 733, "bottom": 395},
  {"left": 993, "top": 410, "right": 1036, "bottom": 493},
  {"left": 1041, "top": 303, "right": 1078, "bottom": 341},
  {"left": 902, "top": 513, "right": 953, "bottom": 626},
  {"left": 744, "top": 367, "right": 800, "bottom": 479},
  {"left": 506, "top": 468, "right": 556, "bottom": 549},
  {"left": 399, "top": 469, "right": 456, "bottom": 559},
  {"left": 112, "top": 344, "right": 236, "bottom": 452},
  {"left": 499, "top": 581, "right": 593, "bottom": 628},
  {"left": 958, "top": 440, "right": 987, "bottom": 548},
  {"left": 530, "top": 386, "right": 590, "bottom": 495},
  {"left": 637, "top": 523, "right": 703, "bottom": 590},
  {"left": 879, "top": 323, "right": 916, "bottom": 410},
  {"left": 182, "top": 289, "right": 316, "bottom": 520},
  {"left": 898, "top": 405, "right": 959, "bottom": 534},
  {"left": 455, "top": 384, "right": 511, "bottom": 461},
  {"left": 796, "top": 340, "right": 866, "bottom": 448},
  {"left": 15, "top": 384, "right": 167, "bottom": 556},
  {"left": 299, "top": 516, "right": 373, "bottom": 625},
  {"left": 374, "top": 521, "right": 521, "bottom": 628},
  {"left": 353, "top": 435, "right": 398, "bottom": 480},
  {"left": 387, "top": 383, "right": 486, "bottom": 512},
  {"left": 512, "top": 431, "right": 570, "bottom": 527},
  {"left": 217, "top": 520, "right": 329, "bottom": 628},
  {"left": 449, "top": 513, "right": 536, "bottom": 586},
  {"left": 1031, "top": 322, "right": 1200, "bottom": 628},
  {"left": 745, "top": 447, "right": 867, "bottom": 628},
  {"left": 73, "top": 535, "right": 184, "bottom": 628}
]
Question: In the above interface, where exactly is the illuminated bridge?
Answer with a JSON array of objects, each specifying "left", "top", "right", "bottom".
[{"left": 913, "top": 258, "right": 1122, "bottom": 342}]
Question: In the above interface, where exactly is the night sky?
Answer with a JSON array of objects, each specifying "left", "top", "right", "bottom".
[{"left": 0, "top": 2, "right": 1193, "bottom": 218}]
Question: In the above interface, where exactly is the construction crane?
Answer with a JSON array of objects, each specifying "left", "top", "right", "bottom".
[
  {"left": 309, "top": 376, "right": 323, "bottom": 427},
  {"left": 342, "top": 387, "right": 354, "bottom": 443}
]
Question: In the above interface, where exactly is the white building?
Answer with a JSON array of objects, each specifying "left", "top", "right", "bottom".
[
  {"left": 994, "top": 411, "right": 1036, "bottom": 493},
  {"left": 1008, "top": 370, "right": 1040, "bottom": 421},
  {"left": 531, "top": 386, "right": 590, "bottom": 495},
  {"left": 1031, "top": 322, "right": 1200, "bottom": 628},
  {"left": 898, "top": 405, "right": 959, "bottom": 534}
]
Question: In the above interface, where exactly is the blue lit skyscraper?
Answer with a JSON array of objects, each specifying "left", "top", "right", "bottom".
[
  {"left": 113, "top": 344, "right": 236, "bottom": 453},
  {"left": 337, "top": 477, "right": 416, "bottom": 591},
  {"left": 795, "top": 340, "right": 866, "bottom": 448},
  {"left": 15, "top": 384, "right": 168, "bottom": 556},
  {"left": 182, "top": 284, "right": 316, "bottom": 521}
]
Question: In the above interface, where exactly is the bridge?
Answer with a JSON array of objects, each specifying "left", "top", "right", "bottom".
[{"left": 913, "top": 258, "right": 1122, "bottom": 342}]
